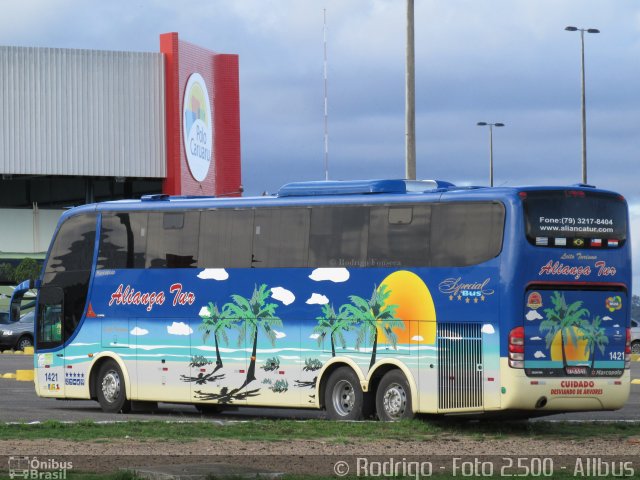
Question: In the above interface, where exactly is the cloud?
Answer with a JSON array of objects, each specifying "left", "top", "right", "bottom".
[
  {"left": 167, "top": 322, "right": 193, "bottom": 336},
  {"left": 603, "top": 316, "right": 613, "bottom": 321},
  {"left": 481, "top": 324, "right": 495, "bottom": 335},
  {"left": 130, "top": 327, "right": 148, "bottom": 336},
  {"left": 530, "top": 336, "right": 542, "bottom": 341},
  {"left": 411, "top": 335, "right": 424, "bottom": 342},
  {"left": 309, "top": 268, "right": 350, "bottom": 283},
  {"left": 306, "top": 293, "right": 329, "bottom": 305},
  {"left": 197, "top": 269, "right": 229, "bottom": 281},
  {"left": 309, "top": 333, "right": 321, "bottom": 340},
  {"left": 534, "top": 351, "right": 546, "bottom": 359},
  {"left": 526, "top": 310, "right": 543, "bottom": 321},
  {"left": 198, "top": 306, "right": 210, "bottom": 317},
  {"left": 613, "top": 324, "right": 620, "bottom": 328},
  {"left": 271, "top": 287, "right": 295, "bottom": 305},
  {"left": 273, "top": 329, "right": 286, "bottom": 339}
]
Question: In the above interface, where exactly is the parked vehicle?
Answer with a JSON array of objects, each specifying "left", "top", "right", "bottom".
[
  {"left": 0, "top": 311, "right": 33, "bottom": 351},
  {"left": 631, "top": 318, "right": 640, "bottom": 354}
]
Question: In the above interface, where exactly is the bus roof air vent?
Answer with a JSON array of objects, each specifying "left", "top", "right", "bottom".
[
  {"left": 141, "top": 194, "right": 170, "bottom": 201},
  {"left": 277, "top": 179, "right": 455, "bottom": 197}
]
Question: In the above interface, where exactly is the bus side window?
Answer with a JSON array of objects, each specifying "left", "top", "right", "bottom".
[
  {"left": 431, "top": 203, "right": 505, "bottom": 267},
  {"left": 252, "top": 208, "right": 310, "bottom": 268},
  {"left": 309, "top": 206, "right": 369, "bottom": 267},
  {"left": 98, "top": 213, "right": 148, "bottom": 269},
  {"left": 199, "top": 209, "right": 253, "bottom": 268},
  {"left": 146, "top": 212, "right": 200, "bottom": 268},
  {"left": 368, "top": 206, "right": 431, "bottom": 267}
]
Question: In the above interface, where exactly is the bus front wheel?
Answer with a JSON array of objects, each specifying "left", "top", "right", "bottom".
[
  {"left": 324, "top": 367, "right": 366, "bottom": 420},
  {"left": 375, "top": 370, "right": 414, "bottom": 421},
  {"left": 96, "top": 360, "right": 131, "bottom": 413}
]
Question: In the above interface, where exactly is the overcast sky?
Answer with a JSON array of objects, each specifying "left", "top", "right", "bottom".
[{"left": 2, "top": 0, "right": 639, "bottom": 288}]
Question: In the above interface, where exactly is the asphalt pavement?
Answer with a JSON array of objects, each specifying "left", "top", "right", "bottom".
[{"left": 0, "top": 353, "right": 638, "bottom": 423}]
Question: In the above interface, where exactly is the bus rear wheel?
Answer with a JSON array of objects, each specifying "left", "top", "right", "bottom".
[
  {"left": 96, "top": 360, "right": 131, "bottom": 413},
  {"left": 375, "top": 370, "right": 414, "bottom": 421},
  {"left": 324, "top": 367, "right": 366, "bottom": 420}
]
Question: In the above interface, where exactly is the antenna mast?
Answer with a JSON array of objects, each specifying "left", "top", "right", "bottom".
[{"left": 323, "top": 8, "right": 329, "bottom": 181}]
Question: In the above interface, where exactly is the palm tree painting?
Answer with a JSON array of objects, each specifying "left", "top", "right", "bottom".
[
  {"left": 340, "top": 284, "right": 403, "bottom": 369},
  {"left": 579, "top": 315, "right": 609, "bottom": 371},
  {"left": 539, "top": 291, "right": 589, "bottom": 368},
  {"left": 199, "top": 302, "right": 237, "bottom": 371},
  {"left": 313, "top": 304, "right": 351, "bottom": 357},
  {"left": 223, "top": 284, "right": 282, "bottom": 389}
]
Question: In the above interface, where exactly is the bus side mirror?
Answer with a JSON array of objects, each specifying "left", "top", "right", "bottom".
[{"left": 9, "top": 279, "right": 34, "bottom": 322}]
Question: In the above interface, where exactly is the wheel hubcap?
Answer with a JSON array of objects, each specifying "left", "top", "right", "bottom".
[
  {"left": 383, "top": 383, "right": 407, "bottom": 420},
  {"left": 102, "top": 370, "right": 121, "bottom": 404},
  {"left": 332, "top": 379, "right": 355, "bottom": 416}
]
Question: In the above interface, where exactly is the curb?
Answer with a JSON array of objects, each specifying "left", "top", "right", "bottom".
[
  {"left": 0, "top": 369, "right": 34, "bottom": 381},
  {"left": 0, "top": 347, "right": 34, "bottom": 355},
  {"left": 125, "top": 464, "right": 284, "bottom": 480}
]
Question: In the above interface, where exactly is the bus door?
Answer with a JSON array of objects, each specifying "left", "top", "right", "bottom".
[{"left": 35, "top": 286, "right": 66, "bottom": 397}]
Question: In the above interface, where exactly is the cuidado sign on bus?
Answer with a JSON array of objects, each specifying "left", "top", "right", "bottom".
[{"left": 182, "top": 72, "right": 213, "bottom": 182}]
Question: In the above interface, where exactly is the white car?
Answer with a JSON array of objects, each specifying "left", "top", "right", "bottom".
[{"left": 631, "top": 318, "right": 640, "bottom": 355}]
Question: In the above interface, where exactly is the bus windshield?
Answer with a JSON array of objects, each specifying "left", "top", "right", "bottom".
[{"left": 523, "top": 190, "right": 627, "bottom": 247}]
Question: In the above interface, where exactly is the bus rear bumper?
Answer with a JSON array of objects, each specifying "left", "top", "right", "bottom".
[{"left": 498, "top": 359, "right": 631, "bottom": 412}]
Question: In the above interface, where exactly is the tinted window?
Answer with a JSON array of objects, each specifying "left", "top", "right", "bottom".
[
  {"left": 253, "top": 208, "right": 310, "bottom": 267},
  {"left": 431, "top": 203, "right": 504, "bottom": 267},
  {"left": 98, "top": 213, "right": 148, "bottom": 269},
  {"left": 368, "top": 206, "right": 431, "bottom": 267},
  {"left": 146, "top": 212, "right": 199, "bottom": 268},
  {"left": 309, "top": 207, "right": 369, "bottom": 267},
  {"left": 523, "top": 190, "right": 627, "bottom": 248},
  {"left": 198, "top": 209, "right": 253, "bottom": 268},
  {"left": 42, "top": 214, "right": 96, "bottom": 345}
]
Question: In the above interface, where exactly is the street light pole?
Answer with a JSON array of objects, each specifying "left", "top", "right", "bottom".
[
  {"left": 405, "top": 0, "right": 416, "bottom": 180},
  {"left": 477, "top": 122, "right": 505, "bottom": 187},
  {"left": 565, "top": 26, "right": 599, "bottom": 184}
]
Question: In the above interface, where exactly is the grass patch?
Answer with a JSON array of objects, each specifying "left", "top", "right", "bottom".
[{"left": 0, "top": 418, "right": 638, "bottom": 443}]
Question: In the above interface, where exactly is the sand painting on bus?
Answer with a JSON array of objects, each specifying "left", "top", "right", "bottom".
[{"left": 51, "top": 266, "right": 500, "bottom": 408}]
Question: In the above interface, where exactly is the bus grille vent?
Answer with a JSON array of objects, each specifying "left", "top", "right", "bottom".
[{"left": 437, "top": 322, "right": 483, "bottom": 411}]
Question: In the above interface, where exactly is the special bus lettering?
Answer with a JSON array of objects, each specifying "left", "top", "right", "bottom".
[{"left": 438, "top": 277, "right": 494, "bottom": 297}]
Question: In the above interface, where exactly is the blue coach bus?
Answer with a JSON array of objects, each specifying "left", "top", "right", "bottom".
[{"left": 11, "top": 179, "right": 631, "bottom": 420}]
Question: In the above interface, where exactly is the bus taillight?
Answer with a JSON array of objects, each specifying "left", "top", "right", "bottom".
[
  {"left": 625, "top": 328, "right": 631, "bottom": 369},
  {"left": 509, "top": 326, "right": 525, "bottom": 369}
]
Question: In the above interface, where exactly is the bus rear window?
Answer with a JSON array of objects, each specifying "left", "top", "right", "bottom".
[{"left": 523, "top": 190, "right": 627, "bottom": 248}]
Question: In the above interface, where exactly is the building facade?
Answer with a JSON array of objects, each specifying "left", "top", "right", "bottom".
[{"left": 0, "top": 33, "right": 240, "bottom": 271}]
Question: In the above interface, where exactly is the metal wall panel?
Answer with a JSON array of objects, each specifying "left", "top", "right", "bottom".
[{"left": 0, "top": 46, "right": 166, "bottom": 177}]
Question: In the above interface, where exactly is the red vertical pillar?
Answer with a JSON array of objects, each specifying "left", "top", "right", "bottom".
[{"left": 160, "top": 33, "right": 182, "bottom": 196}]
